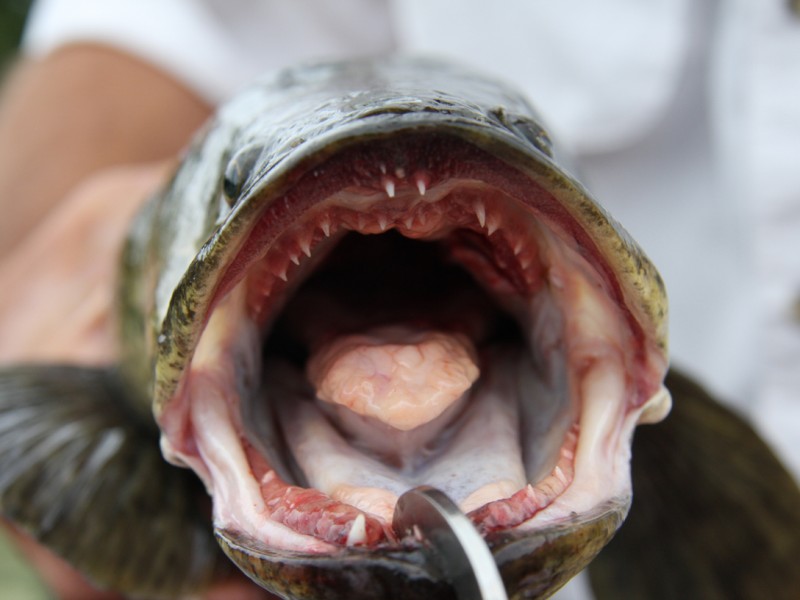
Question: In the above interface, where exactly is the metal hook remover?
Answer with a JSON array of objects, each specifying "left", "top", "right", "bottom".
[{"left": 393, "top": 486, "right": 509, "bottom": 600}]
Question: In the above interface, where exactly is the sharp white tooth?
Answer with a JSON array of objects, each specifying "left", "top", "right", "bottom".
[
  {"left": 513, "top": 239, "right": 524, "bottom": 256},
  {"left": 377, "top": 215, "right": 389, "bottom": 231},
  {"left": 299, "top": 237, "right": 312, "bottom": 257},
  {"left": 395, "top": 167, "right": 405, "bottom": 179},
  {"left": 554, "top": 466, "right": 568, "bottom": 486},
  {"left": 474, "top": 201, "right": 486, "bottom": 228},
  {"left": 486, "top": 215, "right": 500, "bottom": 236},
  {"left": 416, "top": 177, "right": 427, "bottom": 196},
  {"left": 384, "top": 180, "right": 396, "bottom": 198},
  {"left": 404, "top": 215, "right": 415, "bottom": 229},
  {"left": 379, "top": 163, "right": 387, "bottom": 175},
  {"left": 346, "top": 514, "right": 367, "bottom": 546},
  {"left": 320, "top": 218, "right": 331, "bottom": 237},
  {"left": 275, "top": 267, "right": 288, "bottom": 282},
  {"left": 527, "top": 484, "right": 541, "bottom": 506},
  {"left": 289, "top": 253, "right": 300, "bottom": 266},
  {"left": 412, "top": 524, "right": 424, "bottom": 542}
]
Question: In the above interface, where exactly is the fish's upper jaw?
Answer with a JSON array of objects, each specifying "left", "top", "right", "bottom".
[{"left": 155, "top": 132, "right": 669, "bottom": 581}]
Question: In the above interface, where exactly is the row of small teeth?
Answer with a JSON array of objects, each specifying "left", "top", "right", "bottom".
[
  {"left": 377, "top": 170, "right": 510, "bottom": 240},
  {"left": 471, "top": 424, "right": 578, "bottom": 532},
  {"left": 514, "top": 424, "right": 577, "bottom": 511},
  {"left": 248, "top": 193, "right": 538, "bottom": 313}
]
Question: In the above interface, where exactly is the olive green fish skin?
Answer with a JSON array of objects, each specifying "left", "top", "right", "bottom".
[
  {"left": 218, "top": 529, "right": 458, "bottom": 600},
  {"left": 489, "top": 503, "right": 624, "bottom": 600},
  {"left": 118, "top": 57, "right": 668, "bottom": 418},
  {"left": 217, "top": 503, "right": 624, "bottom": 600}
]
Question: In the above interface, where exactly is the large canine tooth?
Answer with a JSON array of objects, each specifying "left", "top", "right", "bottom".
[{"left": 474, "top": 201, "right": 486, "bottom": 228}]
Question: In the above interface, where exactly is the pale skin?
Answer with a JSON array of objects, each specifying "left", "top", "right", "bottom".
[{"left": 0, "top": 44, "right": 274, "bottom": 600}]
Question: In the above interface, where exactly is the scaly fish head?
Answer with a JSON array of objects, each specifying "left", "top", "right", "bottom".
[{"left": 149, "top": 59, "right": 670, "bottom": 599}]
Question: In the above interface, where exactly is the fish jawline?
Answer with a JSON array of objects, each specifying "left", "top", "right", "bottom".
[{"left": 215, "top": 499, "right": 626, "bottom": 600}]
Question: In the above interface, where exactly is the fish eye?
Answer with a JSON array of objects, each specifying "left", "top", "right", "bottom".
[{"left": 223, "top": 144, "right": 263, "bottom": 205}]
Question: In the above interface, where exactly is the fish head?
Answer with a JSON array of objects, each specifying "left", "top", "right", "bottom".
[{"left": 146, "top": 58, "right": 670, "bottom": 599}]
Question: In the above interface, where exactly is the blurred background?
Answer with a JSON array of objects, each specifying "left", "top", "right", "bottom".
[{"left": 0, "top": 6, "right": 51, "bottom": 600}]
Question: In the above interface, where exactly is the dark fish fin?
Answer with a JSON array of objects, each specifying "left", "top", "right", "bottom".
[
  {"left": 589, "top": 368, "right": 800, "bottom": 600},
  {"left": 0, "top": 365, "right": 227, "bottom": 598}
]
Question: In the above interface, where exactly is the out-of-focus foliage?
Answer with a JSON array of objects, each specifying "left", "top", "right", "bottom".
[{"left": 0, "top": 0, "right": 33, "bottom": 68}]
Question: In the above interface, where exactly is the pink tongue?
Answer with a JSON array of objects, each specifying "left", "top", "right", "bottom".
[{"left": 306, "top": 326, "right": 480, "bottom": 432}]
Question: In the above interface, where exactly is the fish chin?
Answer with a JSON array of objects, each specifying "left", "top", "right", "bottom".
[{"left": 156, "top": 133, "right": 669, "bottom": 597}]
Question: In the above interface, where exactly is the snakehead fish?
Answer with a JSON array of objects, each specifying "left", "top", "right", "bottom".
[{"left": 1, "top": 57, "right": 798, "bottom": 600}]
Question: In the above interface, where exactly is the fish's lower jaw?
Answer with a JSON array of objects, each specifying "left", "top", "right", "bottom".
[{"left": 160, "top": 292, "right": 652, "bottom": 559}]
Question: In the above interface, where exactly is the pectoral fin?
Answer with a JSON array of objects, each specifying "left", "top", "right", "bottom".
[
  {"left": 0, "top": 365, "right": 226, "bottom": 598},
  {"left": 589, "top": 368, "right": 800, "bottom": 600}
]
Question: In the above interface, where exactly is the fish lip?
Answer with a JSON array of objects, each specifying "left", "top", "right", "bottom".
[{"left": 214, "top": 499, "right": 627, "bottom": 599}]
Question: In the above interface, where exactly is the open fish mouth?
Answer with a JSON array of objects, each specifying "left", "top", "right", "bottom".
[
  {"left": 158, "top": 133, "right": 668, "bottom": 543},
  {"left": 145, "top": 59, "right": 670, "bottom": 595}
]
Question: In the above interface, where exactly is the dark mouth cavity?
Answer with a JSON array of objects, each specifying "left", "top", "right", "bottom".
[
  {"left": 257, "top": 231, "right": 525, "bottom": 483},
  {"left": 264, "top": 231, "right": 523, "bottom": 369}
]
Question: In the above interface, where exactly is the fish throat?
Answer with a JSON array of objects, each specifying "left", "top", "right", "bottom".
[{"left": 159, "top": 133, "right": 661, "bottom": 552}]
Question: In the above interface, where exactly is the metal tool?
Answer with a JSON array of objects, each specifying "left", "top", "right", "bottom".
[{"left": 393, "top": 486, "right": 509, "bottom": 600}]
